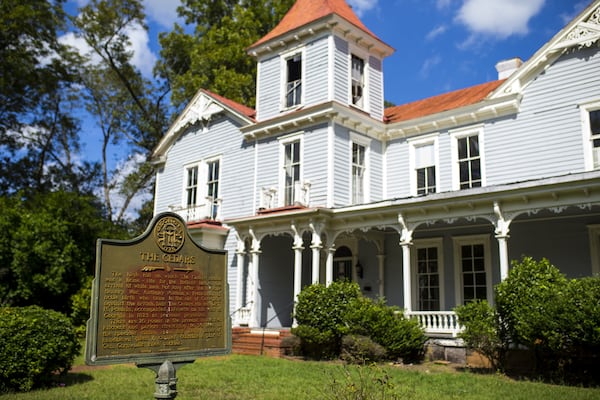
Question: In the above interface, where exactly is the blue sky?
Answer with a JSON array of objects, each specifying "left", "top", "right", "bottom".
[{"left": 66, "top": 0, "right": 590, "bottom": 107}]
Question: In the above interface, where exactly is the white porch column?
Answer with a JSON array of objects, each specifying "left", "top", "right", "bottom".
[
  {"left": 398, "top": 213, "right": 413, "bottom": 312},
  {"left": 493, "top": 201, "right": 512, "bottom": 281},
  {"left": 248, "top": 230, "right": 261, "bottom": 328},
  {"left": 310, "top": 222, "right": 322, "bottom": 284},
  {"left": 377, "top": 254, "right": 385, "bottom": 298},
  {"left": 234, "top": 234, "right": 246, "bottom": 326},
  {"left": 325, "top": 245, "right": 335, "bottom": 286},
  {"left": 291, "top": 223, "right": 304, "bottom": 326},
  {"left": 496, "top": 235, "right": 510, "bottom": 281}
]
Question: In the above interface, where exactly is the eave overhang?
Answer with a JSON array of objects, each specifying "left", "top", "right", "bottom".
[
  {"left": 385, "top": 93, "right": 521, "bottom": 139},
  {"left": 248, "top": 14, "right": 394, "bottom": 59},
  {"left": 241, "top": 101, "right": 387, "bottom": 141}
]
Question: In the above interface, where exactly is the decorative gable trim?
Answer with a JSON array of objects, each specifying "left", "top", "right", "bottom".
[
  {"left": 152, "top": 90, "right": 254, "bottom": 162},
  {"left": 490, "top": 1, "right": 600, "bottom": 99}
]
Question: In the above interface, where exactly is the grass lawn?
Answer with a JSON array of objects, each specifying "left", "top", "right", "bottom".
[{"left": 2, "top": 354, "right": 599, "bottom": 400}]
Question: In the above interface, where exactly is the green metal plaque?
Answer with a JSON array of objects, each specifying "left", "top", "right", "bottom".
[{"left": 85, "top": 212, "right": 230, "bottom": 365}]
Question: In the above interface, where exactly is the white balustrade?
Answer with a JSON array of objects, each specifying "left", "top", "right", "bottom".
[{"left": 405, "top": 311, "right": 463, "bottom": 337}]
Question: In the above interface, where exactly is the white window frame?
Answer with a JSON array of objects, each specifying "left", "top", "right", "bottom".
[
  {"left": 450, "top": 125, "right": 486, "bottom": 191},
  {"left": 408, "top": 133, "right": 439, "bottom": 196},
  {"left": 280, "top": 47, "right": 305, "bottom": 111},
  {"left": 278, "top": 132, "right": 304, "bottom": 207},
  {"left": 349, "top": 132, "right": 371, "bottom": 204},
  {"left": 411, "top": 238, "right": 445, "bottom": 311},
  {"left": 205, "top": 157, "right": 221, "bottom": 220},
  {"left": 452, "top": 234, "right": 493, "bottom": 306},
  {"left": 588, "top": 224, "right": 600, "bottom": 276},
  {"left": 580, "top": 100, "right": 600, "bottom": 171},
  {"left": 182, "top": 156, "right": 222, "bottom": 217},
  {"left": 348, "top": 45, "right": 369, "bottom": 112}
]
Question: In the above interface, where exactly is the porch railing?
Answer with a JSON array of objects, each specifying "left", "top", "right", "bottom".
[
  {"left": 405, "top": 311, "right": 463, "bottom": 338},
  {"left": 170, "top": 197, "right": 222, "bottom": 222},
  {"left": 234, "top": 307, "right": 252, "bottom": 326}
]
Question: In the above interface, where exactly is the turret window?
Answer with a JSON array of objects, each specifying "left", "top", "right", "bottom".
[
  {"left": 285, "top": 54, "right": 302, "bottom": 108},
  {"left": 351, "top": 54, "right": 365, "bottom": 108}
]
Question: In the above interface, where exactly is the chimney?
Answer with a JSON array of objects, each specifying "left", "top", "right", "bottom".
[{"left": 495, "top": 57, "right": 523, "bottom": 80}]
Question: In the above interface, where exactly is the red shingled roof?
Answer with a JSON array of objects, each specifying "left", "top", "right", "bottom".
[
  {"left": 384, "top": 80, "right": 505, "bottom": 124},
  {"left": 250, "top": 0, "right": 380, "bottom": 49},
  {"left": 201, "top": 89, "right": 256, "bottom": 121}
]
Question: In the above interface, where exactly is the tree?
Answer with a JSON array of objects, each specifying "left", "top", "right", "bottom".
[
  {"left": 73, "top": 0, "right": 170, "bottom": 223},
  {"left": 157, "top": 0, "right": 295, "bottom": 109},
  {"left": 0, "top": 0, "right": 99, "bottom": 196},
  {"left": 0, "top": 191, "right": 126, "bottom": 315}
]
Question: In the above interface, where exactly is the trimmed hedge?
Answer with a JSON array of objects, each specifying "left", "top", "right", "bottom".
[{"left": 0, "top": 306, "right": 81, "bottom": 393}]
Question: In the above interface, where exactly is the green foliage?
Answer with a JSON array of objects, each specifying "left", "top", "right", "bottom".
[
  {"left": 293, "top": 281, "right": 361, "bottom": 359},
  {"left": 457, "top": 256, "right": 600, "bottom": 383},
  {"left": 340, "top": 335, "right": 387, "bottom": 364},
  {"left": 158, "top": 0, "right": 295, "bottom": 109},
  {"left": 455, "top": 300, "right": 505, "bottom": 370},
  {"left": 0, "top": 306, "right": 81, "bottom": 393},
  {"left": 347, "top": 298, "right": 426, "bottom": 362},
  {"left": 0, "top": 191, "right": 127, "bottom": 315},
  {"left": 293, "top": 282, "right": 425, "bottom": 362},
  {"left": 327, "top": 364, "right": 408, "bottom": 400},
  {"left": 70, "top": 275, "right": 93, "bottom": 337}
]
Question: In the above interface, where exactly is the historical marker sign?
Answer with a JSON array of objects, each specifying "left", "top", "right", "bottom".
[{"left": 85, "top": 212, "right": 230, "bottom": 366}]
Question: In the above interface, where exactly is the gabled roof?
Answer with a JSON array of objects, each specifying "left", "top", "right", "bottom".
[
  {"left": 250, "top": 0, "right": 384, "bottom": 50},
  {"left": 384, "top": 80, "right": 505, "bottom": 124},
  {"left": 152, "top": 89, "right": 256, "bottom": 160}
]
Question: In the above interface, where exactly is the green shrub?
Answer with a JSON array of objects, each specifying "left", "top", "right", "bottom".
[
  {"left": 340, "top": 335, "right": 387, "bottom": 364},
  {"left": 0, "top": 306, "right": 81, "bottom": 393},
  {"left": 455, "top": 300, "right": 505, "bottom": 370},
  {"left": 347, "top": 298, "right": 425, "bottom": 363},
  {"left": 292, "top": 281, "right": 362, "bottom": 359},
  {"left": 293, "top": 282, "right": 425, "bottom": 362},
  {"left": 70, "top": 275, "right": 92, "bottom": 338}
]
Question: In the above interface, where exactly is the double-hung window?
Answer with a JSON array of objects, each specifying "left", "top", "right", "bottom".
[
  {"left": 185, "top": 165, "right": 199, "bottom": 208},
  {"left": 285, "top": 53, "right": 302, "bottom": 108},
  {"left": 409, "top": 135, "right": 438, "bottom": 196},
  {"left": 453, "top": 235, "right": 492, "bottom": 305},
  {"left": 451, "top": 127, "right": 485, "bottom": 190},
  {"left": 581, "top": 102, "right": 600, "bottom": 170},
  {"left": 412, "top": 239, "right": 444, "bottom": 311},
  {"left": 351, "top": 54, "right": 365, "bottom": 108},
  {"left": 206, "top": 159, "right": 220, "bottom": 219},
  {"left": 281, "top": 136, "right": 302, "bottom": 206},
  {"left": 350, "top": 133, "right": 371, "bottom": 204},
  {"left": 352, "top": 142, "right": 366, "bottom": 203},
  {"left": 182, "top": 158, "right": 221, "bottom": 221}
]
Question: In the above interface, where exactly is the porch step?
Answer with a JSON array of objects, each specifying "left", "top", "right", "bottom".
[{"left": 231, "top": 327, "right": 293, "bottom": 358}]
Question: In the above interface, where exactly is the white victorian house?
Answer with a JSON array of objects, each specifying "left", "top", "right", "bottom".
[{"left": 152, "top": 0, "right": 600, "bottom": 341}]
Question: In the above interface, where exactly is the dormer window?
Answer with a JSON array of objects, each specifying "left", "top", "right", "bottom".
[
  {"left": 351, "top": 54, "right": 365, "bottom": 108},
  {"left": 285, "top": 53, "right": 302, "bottom": 108}
]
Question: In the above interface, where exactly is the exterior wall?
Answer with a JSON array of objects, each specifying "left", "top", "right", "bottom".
[
  {"left": 333, "top": 35, "right": 349, "bottom": 104},
  {"left": 368, "top": 56, "right": 384, "bottom": 121},
  {"left": 383, "top": 46, "right": 600, "bottom": 199},
  {"left": 304, "top": 35, "right": 330, "bottom": 106},
  {"left": 485, "top": 46, "right": 600, "bottom": 185},
  {"left": 256, "top": 54, "right": 281, "bottom": 121},
  {"left": 154, "top": 115, "right": 255, "bottom": 220}
]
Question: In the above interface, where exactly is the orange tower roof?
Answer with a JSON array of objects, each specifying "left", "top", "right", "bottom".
[{"left": 250, "top": 0, "right": 381, "bottom": 49}]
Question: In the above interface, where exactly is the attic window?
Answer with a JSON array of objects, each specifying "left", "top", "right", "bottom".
[
  {"left": 285, "top": 54, "right": 302, "bottom": 108},
  {"left": 590, "top": 109, "right": 600, "bottom": 169}
]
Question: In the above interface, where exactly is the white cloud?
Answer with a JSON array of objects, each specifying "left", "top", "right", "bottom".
[
  {"left": 348, "top": 0, "right": 378, "bottom": 17},
  {"left": 426, "top": 25, "right": 448, "bottom": 41},
  {"left": 59, "top": 23, "right": 156, "bottom": 78},
  {"left": 456, "top": 0, "right": 545, "bottom": 39},
  {"left": 420, "top": 55, "right": 442, "bottom": 78},
  {"left": 436, "top": 0, "right": 453, "bottom": 10},
  {"left": 143, "top": 0, "right": 181, "bottom": 28}
]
